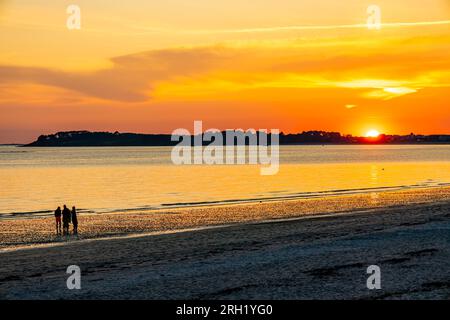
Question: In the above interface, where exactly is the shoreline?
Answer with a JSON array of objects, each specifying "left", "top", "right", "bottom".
[
  {"left": 0, "top": 182, "right": 450, "bottom": 222},
  {"left": 1, "top": 186, "right": 450, "bottom": 251},
  {"left": 2, "top": 182, "right": 450, "bottom": 220}
]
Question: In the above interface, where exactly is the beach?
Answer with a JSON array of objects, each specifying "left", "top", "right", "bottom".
[
  {"left": 1, "top": 187, "right": 450, "bottom": 299},
  {"left": 2, "top": 0, "right": 450, "bottom": 304}
]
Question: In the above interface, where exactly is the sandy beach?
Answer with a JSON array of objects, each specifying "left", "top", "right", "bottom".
[
  {"left": 1, "top": 186, "right": 450, "bottom": 251},
  {"left": 1, "top": 187, "right": 450, "bottom": 299}
]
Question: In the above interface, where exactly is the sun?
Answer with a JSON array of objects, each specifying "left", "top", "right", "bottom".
[{"left": 365, "top": 129, "right": 380, "bottom": 138}]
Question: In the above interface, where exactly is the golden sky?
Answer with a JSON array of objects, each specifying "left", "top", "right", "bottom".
[{"left": 0, "top": 0, "right": 449, "bottom": 143}]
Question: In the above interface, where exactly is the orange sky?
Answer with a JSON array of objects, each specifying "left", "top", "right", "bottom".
[{"left": 0, "top": 0, "right": 449, "bottom": 143}]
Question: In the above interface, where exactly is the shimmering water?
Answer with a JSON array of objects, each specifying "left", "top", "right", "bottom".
[{"left": 1, "top": 145, "right": 450, "bottom": 218}]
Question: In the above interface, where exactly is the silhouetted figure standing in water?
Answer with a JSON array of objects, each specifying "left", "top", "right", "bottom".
[
  {"left": 62, "top": 205, "right": 71, "bottom": 235},
  {"left": 71, "top": 206, "right": 78, "bottom": 235},
  {"left": 54, "top": 206, "right": 62, "bottom": 234}
]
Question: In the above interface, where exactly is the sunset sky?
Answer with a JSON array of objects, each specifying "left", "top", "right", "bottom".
[{"left": 0, "top": 0, "right": 449, "bottom": 143}]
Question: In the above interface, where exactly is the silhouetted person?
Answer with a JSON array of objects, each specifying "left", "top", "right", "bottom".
[
  {"left": 62, "top": 205, "right": 71, "bottom": 235},
  {"left": 54, "top": 206, "right": 62, "bottom": 234},
  {"left": 71, "top": 206, "right": 78, "bottom": 235}
]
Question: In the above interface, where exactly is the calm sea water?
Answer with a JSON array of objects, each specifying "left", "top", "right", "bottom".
[{"left": 1, "top": 145, "right": 450, "bottom": 218}]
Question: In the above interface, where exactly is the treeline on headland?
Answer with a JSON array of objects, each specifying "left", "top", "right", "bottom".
[{"left": 25, "top": 130, "right": 450, "bottom": 147}]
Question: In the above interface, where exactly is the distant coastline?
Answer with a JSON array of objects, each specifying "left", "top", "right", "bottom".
[{"left": 23, "top": 130, "right": 450, "bottom": 147}]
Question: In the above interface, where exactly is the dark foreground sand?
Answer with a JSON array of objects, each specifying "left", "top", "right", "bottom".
[{"left": 1, "top": 192, "right": 450, "bottom": 299}]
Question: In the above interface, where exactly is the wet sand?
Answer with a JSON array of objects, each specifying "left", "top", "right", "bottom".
[
  {"left": 1, "top": 187, "right": 450, "bottom": 299},
  {"left": 1, "top": 186, "right": 450, "bottom": 251}
]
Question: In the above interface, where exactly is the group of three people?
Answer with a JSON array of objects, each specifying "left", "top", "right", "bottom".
[{"left": 54, "top": 205, "right": 78, "bottom": 235}]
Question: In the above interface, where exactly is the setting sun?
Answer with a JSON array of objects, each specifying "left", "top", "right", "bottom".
[{"left": 366, "top": 130, "right": 381, "bottom": 138}]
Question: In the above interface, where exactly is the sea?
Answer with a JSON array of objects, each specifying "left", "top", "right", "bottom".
[{"left": 1, "top": 145, "right": 450, "bottom": 219}]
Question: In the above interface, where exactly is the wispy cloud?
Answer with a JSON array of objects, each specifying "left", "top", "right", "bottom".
[
  {"left": 0, "top": 34, "right": 449, "bottom": 102},
  {"left": 4, "top": 14, "right": 449, "bottom": 36},
  {"left": 364, "top": 87, "right": 418, "bottom": 100},
  {"left": 181, "top": 20, "right": 450, "bottom": 35},
  {"left": 0, "top": 47, "right": 229, "bottom": 101}
]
